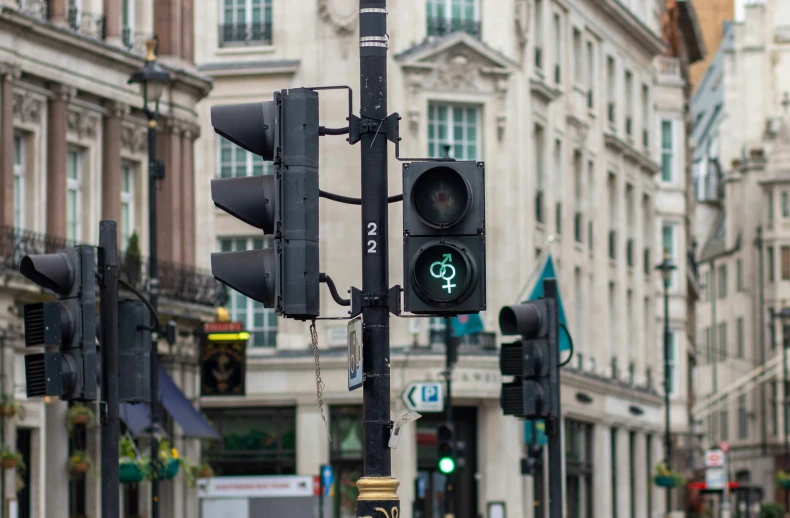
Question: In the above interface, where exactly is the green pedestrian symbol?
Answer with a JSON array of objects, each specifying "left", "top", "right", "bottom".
[{"left": 430, "top": 253, "right": 456, "bottom": 294}]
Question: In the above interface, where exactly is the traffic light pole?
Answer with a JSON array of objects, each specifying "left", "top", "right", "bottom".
[
  {"left": 147, "top": 115, "right": 161, "bottom": 518},
  {"left": 444, "top": 319, "right": 455, "bottom": 518},
  {"left": 355, "top": 0, "right": 400, "bottom": 516},
  {"left": 98, "top": 221, "right": 120, "bottom": 518},
  {"left": 544, "top": 281, "right": 563, "bottom": 518}
]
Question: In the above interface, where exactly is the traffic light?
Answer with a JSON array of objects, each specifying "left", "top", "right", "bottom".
[
  {"left": 403, "top": 161, "right": 486, "bottom": 315},
  {"left": 521, "top": 444, "right": 543, "bottom": 476},
  {"left": 21, "top": 246, "right": 97, "bottom": 401},
  {"left": 499, "top": 279, "right": 560, "bottom": 420},
  {"left": 437, "top": 422, "right": 456, "bottom": 474},
  {"left": 210, "top": 88, "right": 320, "bottom": 320},
  {"left": 455, "top": 439, "right": 467, "bottom": 471},
  {"left": 117, "top": 300, "right": 151, "bottom": 403}
]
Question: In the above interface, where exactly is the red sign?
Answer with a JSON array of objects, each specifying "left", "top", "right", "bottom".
[{"left": 204, "top": 321, "right": 243, "bottom": 333}]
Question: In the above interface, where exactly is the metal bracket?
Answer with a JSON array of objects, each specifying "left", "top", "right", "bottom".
[
  {"left": 348, "top": 113, "right": 400, "bottom": 146},
  {"left": 99, "top": 401, "right": 108, "bottom": 425},
  {"left": 350, "top": 285, "right": 402, "bottom": 318}
]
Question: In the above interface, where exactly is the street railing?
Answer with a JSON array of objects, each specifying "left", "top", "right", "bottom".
[
  {"left": 218, "top": 22, "right": 273, "bottom": 47},
  {"left": 68, "top": 6, "right": 106, "bottom": 40},
  {"left": 0, "top": 226, "right": 227, "bottom": 308},
  {"left": 426, "top": 16, "right": 480, "bottom": 38},
  {"left": 17, "top": 0, "right": 48, "bottom": 20}
]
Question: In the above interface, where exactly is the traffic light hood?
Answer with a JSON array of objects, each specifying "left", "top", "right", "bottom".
[
  {"left": 211, "top": 101, "right": 276, "bottom": 160},
  {"left": 20, "top": 252, "right": 75, "bottom": 296},
  {"left": 499, "top": 303, "right": 544, "bottom": 337},
  {"left": 211, "top": 249, "right": 276, "bottom": 308},
  {"left": 211, "top": 175, "right": 275, "bottom": 234}
]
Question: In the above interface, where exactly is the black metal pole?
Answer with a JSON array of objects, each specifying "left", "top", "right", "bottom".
[
  {"left": 757, "top": 228, "right": 767, "bottom": 456},
  {"left": 147, "top": 114, "right": 161, "bottom": 518},
  {"left": 663, "top": 278, "right": 672, "bottom": 515},
  {"left": 99, "top": 220, "right": 120, "bottom": 518},
  {"left": 544, "top": 280, "right": 562, "bottom": 518},
  {"left": 355, "top": 0, "right": 399, "bottom": 515},
  {"left": 444, "top": 319, "right": 454, "bottom": 518},
  {"left": 783, "top": 323, "right": 789, "bottom": 511}
]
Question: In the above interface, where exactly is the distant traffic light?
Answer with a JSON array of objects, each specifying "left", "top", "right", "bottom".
[
  {"left": 436, "top": 422, "right": 456, "bottom": 474},
  {"left": 210, "top": 88, "right": 320, "bottom": 319},
  {"left": 21, "top": 247, "right": 97, "bottom": 401},
  {"left": 403, "top": 161, "right": 486, "bottom": 314},
  {"left": 521, "top": 444, "right": 543, "bottom": 476},
  {"left": 499, "top": 279, "right": 560, "bottom": 420}
]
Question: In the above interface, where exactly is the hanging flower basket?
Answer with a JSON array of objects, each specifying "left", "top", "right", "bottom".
[
  {"left": 157, "top": 458, "right": 180, "bottom": 480},
  {"left": 654, "top": 475, "right": 677, "bottom": 488},
  {"left": 198, "top": 464, "right": 214, "bottom": 478},
  {"left": 654, "top": 463, "right": 684, "bottom": 488},
  {"left": 66, "top": 404, "right": 95, "bottom": 434},
  {"left": 119, "top": 461, "right": 146, "bottom": 484},
  {"left": 776, "top": 470, "right": 790, "bottom": 489},
  {"left": 0, "top": 394, "right": 25, "bottom": 420},
  {"left": 67, "top": 451, "right": 92, "bottom": 477},
  {"left": 0, "top": 446, "right": 24, "bottom": 472},
  {"left": 1, "top": 458, "right": 17, "bottom": 470}
]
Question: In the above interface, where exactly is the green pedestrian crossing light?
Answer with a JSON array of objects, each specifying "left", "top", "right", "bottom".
[
  {"left": 436, "top": 423, "right": 456, "bottom": 474},
  {"left": 438, "top": 455, "right": 456, "bottom": 474}
]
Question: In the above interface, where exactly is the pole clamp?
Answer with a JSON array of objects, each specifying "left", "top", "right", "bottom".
[
  {"left": 99, "top": 401, "right": 108, "bottom": 425},
  {"left": 350, "top": 286, "right": 401, "bottom": 318},
  {"left": 348, "top": 113, "right": 400, "bottom": 145}
]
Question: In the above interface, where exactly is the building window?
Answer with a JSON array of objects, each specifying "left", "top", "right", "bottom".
[
  {"left": 586, "top": 41, "right": 594, "bottom": 108},
  {"left": 553, "top": 13, "right": 561, "bottom": 84},
  {"left": 219, "top": 0, "right": 273, "bottom": 47},
  {"left": 574, "top": 268, "right": 583, "bottom": 345},
  {"left": 574, "top": 152, "right": 583, "bottom": 243},
  {"left": 218, "top": 136, "right": 273, "bottom": 178},
  {"left": 718, "top": 322, "right": 728, "bottom": 361},
  {"left": 738, "top": 394, "right": 748, "bottom": 439},
  {"left": 121, "top": 0, "right": 135, "bottom": 47},
  {"left": 736, "top": 259, "right": 743, "bottom": 291},
  {"left": 720, "top": 409, "right": 729, "bottom": 441},
  {"left": 608, "top": 282, "right": 617, "bottom": 363},
  {"left": 13, "top": 134, "right": 24, "bottom": 229},
  {"left": 772, "top": 382, "right": 778, "bottom": 436},
  {"left": 203, "top": 407, "right": 296, "bottom": 475},
  {"left": 783, "top": 191, "right": 790, "bottom": 218},
  {"left": 607, "top": 56, "right": 616, "bottom": 125},
  {"left": 426, "top": 0, "right": 480, "bottom": 37},
  {"left": 554, "top": 139, "right": 562, "bottom": 234},
  {"left": 624, "top": 70, "right": 633, "bottom": 137},
  {"left": 565, "top": 420, "right": 593, "bottom": 518},
  {"left": 737, "top": 317, "right": 745, "bottom": 359},
  {"left": 330, "top": 406, "right": 363, "bottom": 517},
  {"left": 535, "top": 124, "right": 545, "bottom": 224},
  {"left": 782, "top": 246, "right": 790, "bottom": 280},
  {"left": 218, "top": 237, "right": 278, "bottom": 347},
  {"left": 428, "top": 104, "right": 480, "bottom": 160},
  {"left": 769, "top": 246, "right": 776, "bottom": 282},
  {"left": 573, "top": 28, "right": 582, "bottom": 84},
  {"left": 641, "top": 84, "right": 650, "bottom": 148},
  {"left": 661, "top": 120, "right": 674, "bottom": 182},
  {"left": 611, "top": 428, "right": 618, "bottom": 518},
  {"left": 718, "top": 264, "right": 727, "bottom": 298},
  {"left": 662, "top": 223, "right": 675, "bottom": 288},
  {"left": 705, "top": 327, "right": 711, "bottom": 364},
  {"left": 66, "top": 148, "right": 82, "bottom": 243},
  {"left": 120, "top": 162, "right": 135, "bottom": 251},
  {"left": 534, "top": 0, "right": 543, "bottom": 69}
]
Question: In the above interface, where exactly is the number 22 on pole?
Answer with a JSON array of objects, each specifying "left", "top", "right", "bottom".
[{"left": 367, "top": 222, "right": 378, "bottom": 254}]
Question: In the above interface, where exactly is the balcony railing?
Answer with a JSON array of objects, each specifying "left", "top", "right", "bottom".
[
  {"left": 218, "top": 22, "right": 273, "bottom": 47},
  {"left": 18, "top": 0, "right": 48, "bottom": 20},
  {"left": 68, "top": 6, "right": 106, "bottom": 40},
  {"left": 121, "top": 26, "right": 152, "bottom": 54},
  {"left": 426, "top": 16, "right": 480, "bottom": 38},
  {"left": 0, "top": 227, "right": 226, "bottom": 307},
  {"left": 655, "top": 56, "right": 681, "bottom": 83}
]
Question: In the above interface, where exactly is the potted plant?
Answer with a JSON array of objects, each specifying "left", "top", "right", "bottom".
[
  {"left": 67, "top": 451, "right": 92, "bottom": 476},
  {"left": 119, "top": 435, "right": 150, "bottom": 484},
  {"left": 761, "top": 502, "right": 784, "bottom": 518},
  {"left": 654, "top": 462, "right": 684, "bottom": 488},
  {"left": 66, "top": 404, "right": 95, "bottom": 433},
  {"left": 0, "top": 446, "right": 24, "bottom": 471},
  {"left": 198, "top": 463, "right": 214, "bottom": 478},
  {"left": 0, "top": 394, "right": 25, "bottom": 419},
  {"left": 777, "top": 470, "right": 790, "bottom": 489},
  {"left": 155, "top": 439, "right": 181, "bottom": 480},
  {"left": 122, "top": 231, "right": 142, "bottom": 287}
]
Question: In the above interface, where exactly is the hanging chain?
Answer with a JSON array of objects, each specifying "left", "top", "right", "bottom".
[{"left": 310, "top": 319, "right": 331, "bottom": 441}]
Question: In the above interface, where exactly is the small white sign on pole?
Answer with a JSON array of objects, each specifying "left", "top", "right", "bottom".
[{"left": 348, "top": 316, "right": 363, "bottom": 391}]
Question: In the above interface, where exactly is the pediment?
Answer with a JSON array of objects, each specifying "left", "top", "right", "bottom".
[{"left": 396, "top": 33, "right": 517, "bottom": 93}]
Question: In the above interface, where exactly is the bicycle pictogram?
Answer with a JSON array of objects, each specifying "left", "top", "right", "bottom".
[{"left": 430, "top": 253, "right": 456, "bottom": 294}]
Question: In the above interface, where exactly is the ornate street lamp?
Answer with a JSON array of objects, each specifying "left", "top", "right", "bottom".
[{"left": 656, "top": 249, "right": 676, "bottom": 514}]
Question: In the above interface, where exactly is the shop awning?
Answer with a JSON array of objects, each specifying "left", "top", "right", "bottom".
[{"left": 119, "top": 365, "right": 219, "bottom": 440}]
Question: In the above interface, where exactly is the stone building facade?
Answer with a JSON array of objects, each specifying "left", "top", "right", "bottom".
[{"left": 194, "top": 1, "right": 700, "bottom": 517}]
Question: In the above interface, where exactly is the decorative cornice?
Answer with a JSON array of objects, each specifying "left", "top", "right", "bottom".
[
  {"left": 105, "top": 100, "right": 129, "bottom": 119},
  {"left": 66, "top": 108, "right": 99, "bottom": 139},
  {"left": 12, "top": 91, "right": 43, "bottom": 124},
  {"left": 529, "top": 78, "right": 560, "bottom": 103},
  {"left": 317, "top": 0, "right": 357, "bottom": 36},
  {"left": 51, "top": 83, "right": 76, "bottom": 103},
  {"left": 120, "top": 124, "right": 147, "bottom": 154},
  {"left": 0, "top": 62, "right": 21, "bottom": 81}
]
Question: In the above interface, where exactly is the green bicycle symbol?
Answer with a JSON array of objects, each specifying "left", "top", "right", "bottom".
[{"left": 430, "top": 253, "right": 456, "bottom": 294}]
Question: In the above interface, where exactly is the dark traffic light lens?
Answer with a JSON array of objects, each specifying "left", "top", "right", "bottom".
[
  {"left": 411, "top": 167, "right": 471, "bottom": 229},
  {"left": 412, "top": 243, "right": 473, "bottom": 305}
]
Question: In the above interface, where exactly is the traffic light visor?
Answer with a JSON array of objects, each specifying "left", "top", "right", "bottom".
[
  {"left": 211, "top": 101, "right": 276, "bottom": 161},
  {"left": 411, "top": 167, "right": 471, "bottom": 229},
  {"left": 412, "top": 243, "right": 473, "bottom": 304},
  {"left": 20, "top": 252, "right": 74, "bottom": 296},
  {"left": 211, "top": 248, "right": 276, "bottom": 308},
  {"left": 499, "top": 303, "right": 543, "bottom": 337},
  {"left": 211, "top": 175, "right": 275, "bottom": 234}
]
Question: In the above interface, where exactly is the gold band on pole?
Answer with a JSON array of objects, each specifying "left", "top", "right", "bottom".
[{"left": 356, "top": 476, "right": 400, "bottom": 501}]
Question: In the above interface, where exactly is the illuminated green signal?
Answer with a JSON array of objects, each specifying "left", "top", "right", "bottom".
[{"left": 438, "top": 456, "right": 456, "bottom": 474}]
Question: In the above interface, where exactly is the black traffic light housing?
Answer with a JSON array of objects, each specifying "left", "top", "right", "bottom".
[
  {"left": 499, "top": 279, "right": 560, "bottom": 420},
  {"left": 436, "top": 422, "right": 456, "bottom": 474},
  {"left": 117, "top": 300, "right": 151, "bottom": 403},
  {"left": 21, "top": 247, "right": 97, "bottom": 401},
  {"left": 521, "top": 443, "right": 543, "bottom": 476},
  {"left": 403, "top": 161, "right": 486, "bottom": 315},
  {"left": 210, "top": 88, "right": 320, "bottom": 320}
]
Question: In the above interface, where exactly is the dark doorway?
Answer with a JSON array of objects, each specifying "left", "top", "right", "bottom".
[
  {"left": 16, "top": 428, "right": 31, "bottom": 518},
  {"left": 414, "top": 407, "right": 478, "bottom": 518}
]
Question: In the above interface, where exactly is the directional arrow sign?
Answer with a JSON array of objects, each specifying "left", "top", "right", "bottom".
[{"left": 402, "top": 381, "right": 444, "bottom": 412}]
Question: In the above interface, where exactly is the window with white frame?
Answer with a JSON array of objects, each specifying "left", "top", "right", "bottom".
[
  {"left": 662, "top": 222, "right": 676, "bottom": 288},
  {"left": 782, "top": 191, "right": 789, "bottom": 218},
  {"left": 586, "top": 41, "right": 594, "bottom": 108},
  {"left": 218, "top": 136, "right": 273, "bottom": 178},
  {"left": 13, "top": 134, "right": 24, "bottom": 230},
  {"left": 553, "top": 12, "right": 562, "bottom": 84},
  {"left": 219, "top": 0, "right": 273, "bottom": 46},
  {"left": 624, "top": 70, "right": 633, "bottom": 136},
  {"left": 607, "top": 56, "right": 616, "bottom": 124},
  {"left": 737, "top": 394, "right": 748, "bottom": 439},
  {"left": 121, "top": 0, "right": 134, "bottom": 35},
  {"left": 426, "top": 0, "right": 480, "bottom": 37},
  {"left": 661, "top": 120, "right": 674, "bottom": 182},
  {"left": 641, "top": 84, "right": 650, "bottom": 148},
  {"left": 428, "top": 104, "right": 480, "bottom": 160},
  {"left": 608, "top": 281, "right": 617, "bottom": 364},
  {"left": 574, "top": 268, "right": 583, "bottom": 343},
  {"left": 66, "top": 148, "right": 82, "bottom": 243},
  {"left": 218, "top": 237, "right": 278, "bottom": 347},
  {"left": 120, "top": 162, "right": 135, "bottom": 251}
]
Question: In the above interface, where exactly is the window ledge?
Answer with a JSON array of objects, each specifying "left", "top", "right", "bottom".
[{"left": 215, "top": 44, "right": 276, "bottom": 57}]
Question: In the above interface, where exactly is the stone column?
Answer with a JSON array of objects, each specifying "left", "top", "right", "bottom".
[
  {"left": 634, "top": 432, "right": 649, "bottom": 518},
  {"left": 180, "top": 0, "right": 193, "bottom": 61},
  {"left": 49, "top": 0, "right": 68, "bottom": 26},
  {"left": 154, "top": 0, "right": 181, "bottom": 57},
  {"left": 592, "top": 424, "right": 613, "bottom": 517},
  {"left": 156, "top": 123, "right": 182, "bottom": 264},
  {"left": 102, "top": 102, "right": 126, "bottom": 235},
  {"left": 0, "top": 63, "right": 20, "bottom": 229},
  {"left": 44, "top": 401, "right": 70, "bottom": 518},
  {"left": 104, "top": 0, "right": 121, "bottom": 43},
  {"left": 47, "top": 84, "right": 74, "bottom": 240},
  {"left": 180, "top": 127, "right": 195, "bottom": 266},
  {"left": 478, "top": 401, "right": 525, "bottom": 518}
]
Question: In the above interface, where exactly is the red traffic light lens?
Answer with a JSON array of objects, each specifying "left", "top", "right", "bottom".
[{"left": 411, "top": 167, "right": 471, "bottom": 229}]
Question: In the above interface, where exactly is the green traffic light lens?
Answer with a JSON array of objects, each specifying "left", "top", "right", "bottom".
[
  {"left": 412, "top": 243, "right": 473, "bottom": 305},
  {"left": 438, "top": 456, "right": 456, "bottom": 474},
  {"left": 412, "top": 167, "right": 471, "bottom": 229}
]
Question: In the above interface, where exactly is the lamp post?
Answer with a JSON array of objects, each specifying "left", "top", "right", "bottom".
[
  {"left": 128, "top": 39, "right": 170, "bottom": 518},
  {"left": 656, "top": 249, "right": 676, "bottom": 516},
  {"left": 772, "top": 305, "right": 790, "bottom": 512}
]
